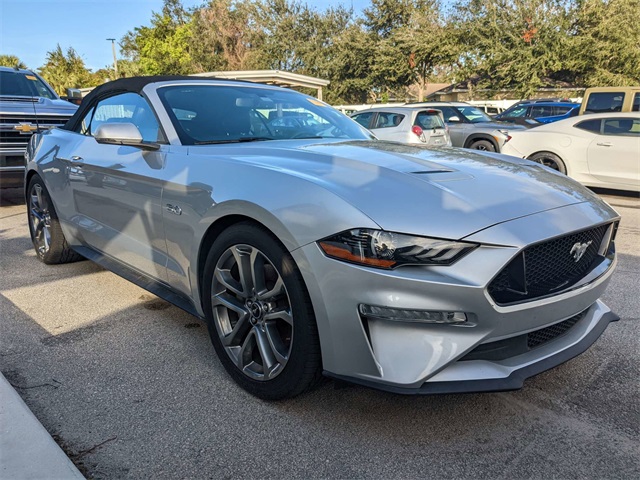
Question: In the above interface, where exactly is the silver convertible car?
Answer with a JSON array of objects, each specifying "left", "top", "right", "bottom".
[{"left": 25, "top": 77, "right": 620, "bottom": 399}]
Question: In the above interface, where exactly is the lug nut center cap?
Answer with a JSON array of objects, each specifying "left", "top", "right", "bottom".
[{"left": 250, "top": 302, "right": 263, "bottom": 319}]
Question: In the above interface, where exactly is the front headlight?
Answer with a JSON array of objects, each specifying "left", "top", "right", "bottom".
[{"left": 318, "top": 229, "right": 478, "bottom": 269}]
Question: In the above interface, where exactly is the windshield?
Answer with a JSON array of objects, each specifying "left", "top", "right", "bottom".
[
  {"left": 157, "top": 84, "right": 373, "bottom": 145},
  {"left": 455, "top": 106, "right": 494, "bottom": 123},
  {"left": 0, "top": 71, "right": 57, "bottom": 99}
]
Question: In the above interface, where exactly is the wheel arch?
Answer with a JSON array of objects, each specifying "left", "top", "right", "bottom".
[
  {"left": 24, "top": 169, "right": 39, "bottom": 201},
  {"left": 196, "top": 212, "right": 291, "bottom": 307}
]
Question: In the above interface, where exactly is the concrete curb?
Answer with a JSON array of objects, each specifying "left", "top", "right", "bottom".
[{"left": 0, "top": 373, "right": 84, "bottom": 479}]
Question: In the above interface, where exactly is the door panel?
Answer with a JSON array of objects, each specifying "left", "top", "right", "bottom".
[
  {"left": 64, "top": 137, "right": 169, "bottom": 280},
  {"left": 587, "top": 118, "right": 640, "bottom": 187}
]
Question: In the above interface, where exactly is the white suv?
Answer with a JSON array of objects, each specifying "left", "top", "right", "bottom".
[{"left": 351, "top": 107, "right": 451, "bottom": 146}]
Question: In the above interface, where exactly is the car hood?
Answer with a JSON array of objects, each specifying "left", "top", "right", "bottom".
[
  {"left": 0, "top": 96, "right": 77, "bottom": 115},
  {"left": 191, "top": 140, "right": 610, "bottom": 240}
]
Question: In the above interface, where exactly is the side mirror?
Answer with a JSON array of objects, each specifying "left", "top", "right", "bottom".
[
  {"left": 94, "top": 123, "right": 159, "bottom": 150},
  {"left": 65, "top": 88, "right": 83, "bottom": 105},
  {"left": 448, "top": 116, "right": 461, "bottom": 123}
]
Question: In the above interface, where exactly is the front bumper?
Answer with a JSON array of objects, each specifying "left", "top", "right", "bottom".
[
  {"left": 326, "top": 304, "right": 618, "bottom": 394},
  {"left": 291, "top": 201, "right": 619, "bottom": 392}
]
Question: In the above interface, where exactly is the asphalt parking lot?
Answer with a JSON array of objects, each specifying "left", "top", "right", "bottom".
[{"left": 1, "top": 186, "right": 638, "bottom": 479}]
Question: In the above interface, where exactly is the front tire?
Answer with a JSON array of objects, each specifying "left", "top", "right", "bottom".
[
  {"left": 469, "top": 139, "right": 496, "bottom": 152},
  {"left": 27, "top": 175, "right": 82, "bottom": 265},
  {"left": 202, "top": 222, "right": 322, "bottom": 400},
  {"left": 528, "top": 152, "right": 567, "bottom": 174}
]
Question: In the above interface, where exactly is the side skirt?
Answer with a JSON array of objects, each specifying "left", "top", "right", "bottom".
[{"left": 72, "top": 246, "right": 203, "bottom": 320}]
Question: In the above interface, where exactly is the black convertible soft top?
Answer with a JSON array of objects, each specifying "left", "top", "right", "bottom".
[{"left": 62, "top": 75, "right": 225, "bottom": 132}]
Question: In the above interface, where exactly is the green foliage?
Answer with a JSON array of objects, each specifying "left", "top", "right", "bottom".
[
  {"left": 0, "top": 55, "right": 28, "bottom": 69},
  {"left": 27, "top": 0, "right": 640, "bottom": 103},
  {"left": 121, "top": 0, "right": 193, "bottom": 75},
  {"left": 38, "top": 45, "right": 96, "bottom": 94},
  {"left": 569, "top": 0, "right": 640, "bottom": 86},
  {"left": 451, "top": 0, "right": 575, "bottom": 98}
]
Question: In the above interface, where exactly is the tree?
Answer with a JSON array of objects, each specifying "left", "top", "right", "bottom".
[
  {"left": 190, "top": 0, "right": 265, "bottom": 72},
  {"left": 568, "top": 0, "right": 640, "bottom": 86},
  {"left": 121, "top": 0, "right": 193, "bottom": 75},
  {"left": 451, "top": 0, "right": 575, "bottom": 98},
  {"left": 394, "top": 1, "right": 458, "bottom": 100},
  {"left": 324, "top": 21, "right": 376, "bottom": 103},
  {"left": 0, "top": 55, "right": 27, "bottom": 69},
  {"left": 365, "top": 0, "right": 453, "bottom": 100},
  {"left": 38, "top": 45, "right": 95, "bottom": 94}
]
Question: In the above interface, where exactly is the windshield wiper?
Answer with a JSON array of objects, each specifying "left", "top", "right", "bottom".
[{"left": 194, "top": 137, "right": 274, "bottom": 145}]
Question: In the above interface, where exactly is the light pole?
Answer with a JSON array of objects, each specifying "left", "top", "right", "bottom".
[{"left": 106, "top": 38, "right": 118, "bottom": 78}]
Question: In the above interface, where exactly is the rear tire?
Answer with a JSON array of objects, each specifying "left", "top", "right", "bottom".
[
  {"left": 528, "top": 152, "right": 567, "bottom": 174},
  {"left": 469, "top": 139, "right": 496, "bottom": 152},
  {"left": 27, "top": 174, "right": 83, "bottom": 265},
  {"left": 202, "top": 222, "right": 322, "bottom": 400}
]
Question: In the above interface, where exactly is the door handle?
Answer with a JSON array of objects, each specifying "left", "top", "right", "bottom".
[
  {"left": 596, "top": 142, "right": 612, "bottom": 147},
  {"left": 59, "top": 156, "right": 84, "bottom": 165}
]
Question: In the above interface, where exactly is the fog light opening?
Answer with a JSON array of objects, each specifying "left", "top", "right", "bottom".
[{"left": 359, "top": 304, "right": 468, "bottom": 324}]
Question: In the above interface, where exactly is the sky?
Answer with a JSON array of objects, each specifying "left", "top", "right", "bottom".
[{"left": 0, "top": 0, "right": 371, "bottom": 72}]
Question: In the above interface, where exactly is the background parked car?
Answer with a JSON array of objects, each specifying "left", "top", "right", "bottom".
[
  {"left": 495, "top": 101, "right": 580, "bottom": 124},
  {"left": 406, "top": 101, "right": 524, "bottom": 152},
  {"left": 579, "top": 86, "right": 640, "bottom": 115},
  {"left": 0, "top": 66, "right": 77, "bottom": 188},
  {"left": 502, "top": 112, "right": 640, "bottom": 192},
  {"left": 350, "top": 106, "right": 451, "bottom": 146}
]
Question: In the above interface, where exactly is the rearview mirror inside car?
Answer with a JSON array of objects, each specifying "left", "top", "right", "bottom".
[{"left": 448, "top": 116, "right": 461, "bottom": 123}]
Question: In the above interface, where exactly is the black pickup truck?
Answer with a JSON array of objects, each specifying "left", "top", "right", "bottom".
[{"left": 0, "top": 67, "right": 78, "bottom": 188}]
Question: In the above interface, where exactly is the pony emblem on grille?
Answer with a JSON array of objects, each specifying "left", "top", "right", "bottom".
[{"left": 570, "top": 240, "right": 592, "bottom": 262}]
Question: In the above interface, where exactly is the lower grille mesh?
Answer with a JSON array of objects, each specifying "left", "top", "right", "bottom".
[
  {"left": 527, "top": 314, "right": 582, "bottom": 349},
  {"left": 461, "top": 309, "right": 588, "bottom": 362}
]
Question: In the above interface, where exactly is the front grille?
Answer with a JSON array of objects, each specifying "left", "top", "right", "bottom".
[
  {"left": 0, "top": 113, "right": 71, "bottom": 153},
  {"left": 488, "top": 224, "right": 611, "bottom": 305},
  {"left": 461, "top": 309, "right": 587, "bottom": 362}
]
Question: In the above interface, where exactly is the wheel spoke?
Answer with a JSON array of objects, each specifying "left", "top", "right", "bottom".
[
  {"left": 264, "top": 323, "right": 288, "bottom": 365},
  {"left": 232, "top": 247, "right": 255, "bottom": 296},
  {"left": 32, "top": 216, "right": 44, "bottom": 234},
  {"left": 254, "top": 327, "right": 277, "bottom": 378},
  {"left": 250, "top": 249, "right": 268, "bottom": 298},
  {"left": 236, "top": 329, "right": 256, "bottom": 370},
  {"left": 42, "top": 225, "right": 51, "bottom": 250},
  {"left": 214, "top": 267, "right": 244, "bottom": 297},
  {"left": 263, "top": 307, "right": 293, "bottom": 326},
  {"left": 31, "top": 208, "right": 44, "bottom": 223},
  {"left": 221, "top": 314, "right": 250, "bottom": 347},
  {"left": 34, "top": 185, "right": 47, "bottom": 211},
  {"left": 212, "top": 292, "right": 248, "bottom": 316},
  {"left": 257, "top": 276, "right": 284, "bottom": 301}
]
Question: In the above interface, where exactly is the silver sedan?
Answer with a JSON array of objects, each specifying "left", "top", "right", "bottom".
[{"left": 25, "top": 77, "right": 620, "bottom": 399}]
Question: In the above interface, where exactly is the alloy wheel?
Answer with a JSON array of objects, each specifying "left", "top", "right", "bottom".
[
  {"left": 211, "top": 244, "right": 293, "bottom": 381},
  {"left": 536, "top": 156, "right": 561, "bottom": 171},
  {"left": 29, "top": 183, "right": 52, "bottom": 256}
]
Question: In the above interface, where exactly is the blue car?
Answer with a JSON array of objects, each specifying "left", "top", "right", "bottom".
[{"left": 496, "top": 101, "right": 580, "bottom": 125}]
